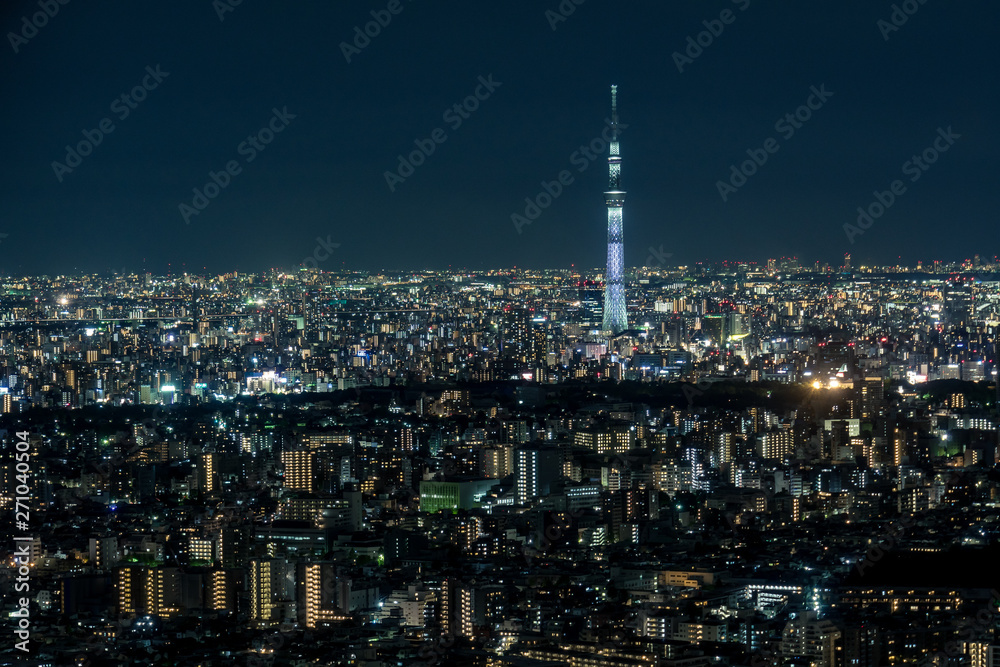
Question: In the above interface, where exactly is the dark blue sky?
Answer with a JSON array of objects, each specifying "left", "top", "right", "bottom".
[{"left": 1, "top": 0, "right": 997, "bottom": 275}]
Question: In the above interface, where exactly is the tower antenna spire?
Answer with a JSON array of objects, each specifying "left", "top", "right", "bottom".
[{"left": 611, "top": 85, "right": 619, "bottom": 139}]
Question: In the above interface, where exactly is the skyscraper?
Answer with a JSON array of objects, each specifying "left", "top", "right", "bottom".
[
  {"left": 603, "top": 85, "right": 628, "bottom": 335},
  {"left": 502, "top": 305, "right": 531, "bottom": 365},
  {"left": 578, "top": 279, "right": 604, "bottom": 328},
  {"left": 944, "top": 277, "right": 974, "bottom": 327}
]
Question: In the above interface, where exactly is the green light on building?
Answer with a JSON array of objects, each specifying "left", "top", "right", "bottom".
[{"left": 419, "top": 479, "right": 496, "bottom": 514}]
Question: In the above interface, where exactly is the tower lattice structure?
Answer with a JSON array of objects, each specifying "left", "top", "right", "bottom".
[{"left": 602, "top": 85, "right": 627, "bottom": 335}]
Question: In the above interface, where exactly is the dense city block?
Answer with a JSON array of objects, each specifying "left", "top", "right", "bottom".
[{"left": 1, "top": 259, "right": 999, "bottom": 665}]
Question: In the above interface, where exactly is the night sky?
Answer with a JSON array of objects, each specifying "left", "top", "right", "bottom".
[{"left": 2, "top": 0, "right": 997, "bottom": 275}]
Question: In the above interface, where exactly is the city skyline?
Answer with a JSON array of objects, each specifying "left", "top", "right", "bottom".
[
  {"left": 3, "top": 3, "right": 1000, "bottom": 665},
  {"left": 1, "top": 254, "right": 999, "bottom": 665},
  {"left": 5, "top": 253, "right": 1000, "bottom": 279}
]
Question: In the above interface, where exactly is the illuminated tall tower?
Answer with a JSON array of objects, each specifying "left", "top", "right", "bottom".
[{"left": 603, "top": 85, "right": 627, "bottom": 335}]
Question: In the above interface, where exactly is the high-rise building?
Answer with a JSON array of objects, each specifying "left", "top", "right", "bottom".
[
  {"left": 603, "top": 85, "right": 628, "bottom": 335},
  {"left": 249, "top": 559, "right": 279, "bottom": 625},
  {"left": 578, "top": 279, "right": 604, "bottom": 328},
  {"left": 300, "top": 563, "right": 350, "bottom": 628},
  {"left": 944, "top": 278, "right": 974, "bottom": 326},
  {"left": 453, "top": 584, "right": 505, "bottom": 638},
  {"left": 207, "top": 569, "right": 232, "bottom": 612},
  {"left": 514, "top": 446, "right": 562, "bottom": 505},
  {"left": 382, "top": 584, "right": 438, "bottom": 627},
  {"left": 502, "top": 306, "right": 531, "bottom": 365},
  {"left": 197, "top": 453, "right": 219, "bottom": 493},
  {"left": 969, "top": 642, "right": 1000, "bottom": 667},
  {"left": 89, "top": 537, "right": 120, "bottom": 569},
  {"left": 861, "top": 376, "right": 885, "bottom": 419},
  {"left": 702, "top": 312, "right": 745, "bottom": 345},
  {"left": 572, "top": 422, "right": 636, "bottom": 454},
  {"left": 115, "top": 566, "right": 180, "bottom": 617},
  {"left": 281, "top": 450, "right": 316, "bottom": 492},
  {"left": 759, "top": 430, "right": 794, "bottom": 462},
  {"left": 457, "top": 586, "right": 478, "bottom": 638},
  {"left": 479, "top": 445, "right": 512, "bottom": 478},
  {"left": 840, "top": 624, "right": 880, "bottom": 667},
  {"left": 780, "top": 612, "right": 841, "bottom": 667},
  {"left": 221, "top": 525, "right": 249, "bottom": 568},
  {"left": 116, "top": 566, "right": 138, "bottom": 616},
  {"left": 531, "top": 327, "right": 547, "bottom": 365}
]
